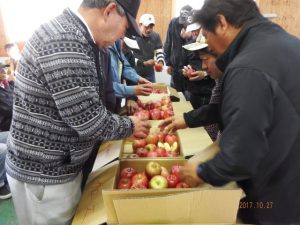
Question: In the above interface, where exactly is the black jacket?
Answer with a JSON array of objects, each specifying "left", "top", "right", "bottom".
[
  {"left": 0, "top": 81, "right": 14, "bottom": 131},
  {"left": 196, "top": 16, "right": 300, "bottom": 224},
  {"left": 164, "top": 17, "right": 186, "bottom": 69}
]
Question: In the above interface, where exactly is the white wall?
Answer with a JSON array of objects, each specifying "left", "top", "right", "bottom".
[
  {"left": 174, "top": 0, "right": 205, "bottom": 16},
  {"left": 0, "top": 0, "right": 82, "bottom": 42}
]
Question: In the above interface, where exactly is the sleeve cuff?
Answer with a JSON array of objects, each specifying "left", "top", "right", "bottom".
[{"left": 197, "top": 164, "right": 207, "bottom": 182}]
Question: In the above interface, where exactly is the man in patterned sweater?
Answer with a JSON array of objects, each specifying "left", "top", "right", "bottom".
[{"left": 5, "top": 0, "right": 150, "bottom": 224}]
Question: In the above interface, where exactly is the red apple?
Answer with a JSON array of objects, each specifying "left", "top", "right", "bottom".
[
  {"left": 165, "top": 134, "right": 177, "bottom": 146},
  {"left": 136, "top": 99, "right": 144, "bottom": 108},
  {"left": 145, "top": 161, "right": 162, "bottom": 178},
  {"left": 135, "top": 148, "right": 148, "bottom": 157},
  {"left": 145, "top": 143, "right": 157, "bottom": 152},
  {"left": 131, "top": 172, "right": 149, "bottom": 188},
  {"left": 144, "top": 101, "right": 154, "bottom": 110},
  {"left": 156, "top": 147, "right": 167, "bottom": 157},
  {"left": 120, "top": 167, "right": 137, "bottom": 179},
  {"left": 130, "top": 183, "right": 148, "bottom": 189},
  {"left": 176, "top": 182, "right": 190, "bottom": 188},
  {"left": 118, "top": 178, "right": 132, "bottom": 189},
  {"left": 160, "top": 166, "right": 169, "bottom": 177},
  {"left": 161, "top": 111, "right": 170, "bottom": 119},
  {"left": 134, "top": 110, "right": 150, "bottom": 120},
  {"left": 154, "top": 63, "right": 163, "bottom": 72},
  {"left": 132, "top": 139, "right": 147, "bottom": 150},
  {"left": 166, "top": 151, "right": 178, "bottom": 157},
  {"left": 149, "top": 175, "right": 168, "bottom": 189},
  {"left": 150, "top": 108, "right": 161, "bottom": 120},
  {"left": 153, "top": 101, "right": 162, "bottom": 109},
  {"left": 187, "top": 68, "right": 196, "bottom": 77},
  {"left": 146, "top": 151, "right": 158, "bottom": 158},
  {"left": 157, "top": 133, "right": 166, "bottom": 142},
  {"left": 146, "top": 133, "right": 159, "bottom": 145},
  {"left": 171, "top": 164, "right": 181, "bottom": 177},
  {"left": 166, "top": 174, "right": 179, "bottom": 188}
]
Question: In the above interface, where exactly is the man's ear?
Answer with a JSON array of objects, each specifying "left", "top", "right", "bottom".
[
  {"left": 103, "top": 2, "right": 117, "bottom": 19},
  {"left": 216, "top": 14, "right": 229, "bottom": 36}
]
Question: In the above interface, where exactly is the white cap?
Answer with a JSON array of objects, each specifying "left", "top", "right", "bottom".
[
  {"left": 186, "top": 22, "right": 201, "bottom": 33},
  {"left": 139, "top": 14, "right": 155, "bottom": 26},
  {"left": 182, "top": 34, "right": 208, "bottom": 51}
]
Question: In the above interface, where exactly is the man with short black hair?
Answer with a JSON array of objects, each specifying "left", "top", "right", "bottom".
[
  {"left": 179, "top": 0, "right": 300, "bottom": 224},
  {"left": 5, "top": 0, "right": 150, "bottom": 224}
]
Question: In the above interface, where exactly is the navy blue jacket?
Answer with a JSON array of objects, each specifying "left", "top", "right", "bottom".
[{"left": 197, "top": 16, "right": 300, "bottom": 224}]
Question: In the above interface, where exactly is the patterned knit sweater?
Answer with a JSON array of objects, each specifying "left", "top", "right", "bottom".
[{"left": 6, "top": 8, "right": 133, "bottom": 185}]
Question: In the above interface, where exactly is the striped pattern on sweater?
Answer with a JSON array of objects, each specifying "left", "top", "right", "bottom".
[{"left": 6, "top": 8, "right": 133, "bottom": 185}]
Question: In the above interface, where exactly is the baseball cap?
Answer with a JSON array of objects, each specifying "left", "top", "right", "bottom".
[
  {"left": 182, "top": 34, "right": 208, "bottom": 51},
  {"left": 139, "top": 14, "right": 155, "bottom": 26},
  {"left": 185, "top": 10, "right": 201, "bottom": 32},
  {"left": 115, "top": 0, "right": 141, "bottom": 37},
  {"left": 179, "top": 5, "right": 193, "bottom": 25}
]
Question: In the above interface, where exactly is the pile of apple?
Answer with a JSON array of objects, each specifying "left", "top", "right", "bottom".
[
  {"left": 118, "top": 161, "right": 190, "bottom": 189},
  {"left": 131, "top": 132, "right": 179, "bottom": 158},
  {"left": 133, "top": 96, "right": 174, "bottom": 120},
  {"left": 151, "top": 88, "right": 167, "bottom": 94}
]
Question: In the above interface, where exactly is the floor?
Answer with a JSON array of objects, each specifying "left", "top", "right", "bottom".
[{"left": 0, "top": 198, "right": 18, "bottom": 225}]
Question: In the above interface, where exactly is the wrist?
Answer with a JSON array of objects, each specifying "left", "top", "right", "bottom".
[{"left": 197, "top": 164, "right": 207, "bottom": 182}]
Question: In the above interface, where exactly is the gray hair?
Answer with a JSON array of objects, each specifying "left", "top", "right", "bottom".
[{"left": 81, "top": 0, "right": 125, "bottom": 16}]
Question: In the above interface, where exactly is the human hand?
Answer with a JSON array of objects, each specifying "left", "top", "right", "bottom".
[
  {"left": 180, "top": 161, "right": 205, "bottom": 186},
  {"left": 182, "top": 65, "right": 193, "bottom": 77},
  {"left": 129, "top": 116, "right": 151, "bottom": 139},
  {"left": 189, "top": 71, "right": 207, "bottom": 81},
  {"left": 138, "top": 77, "right": 151, "bottom": 84},
  {"left": 158, "top": 116, "right": 188, "bottom": 133},
  {"left": 134, "top": 83, "right": 153, "bottom": 96},
  {"left": 143, "top": 59, "right": 156, "bottom": 67},
  {"left": 126, "top": 99, "right": 139, "bottom": 115},
  {"left": 167, "top": 66, "right": 172, "bottom": 75}
]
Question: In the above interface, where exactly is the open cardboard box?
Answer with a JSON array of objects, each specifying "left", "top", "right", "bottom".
[
  {"left": 120, "top": 121, "right": 183, "bottom": 159},
  {"left": 102, "top": 158, "right": 243, "bottom": 225},
  {"left": 138, "top": 83, "right": 179, "bottom": 102}
]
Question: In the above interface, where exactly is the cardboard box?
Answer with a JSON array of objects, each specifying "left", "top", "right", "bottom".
[
  {"left": 102, "top": 158, "right": 243, "bottom": 225},
  {"left": 119, "top": 121, "right": 183, "bottom": 159}
]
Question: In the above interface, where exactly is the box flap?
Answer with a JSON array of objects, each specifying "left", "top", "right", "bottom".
[
  {"left": 113, "top": 189, "right": 242, "bottom": 224},
  {"left": 71, "top": 162, "right": 118, "bottom": 225},
  {"left": 177, "top": 128, "right": 213, "bottom": 157}
]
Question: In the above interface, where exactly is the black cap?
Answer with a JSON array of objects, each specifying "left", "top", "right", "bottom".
[
  {"left": 115, "top": 0, "right": 141, "bottom": 37},
  {"left": 179, "top": 5, "right": 193, "bottom": 25}
]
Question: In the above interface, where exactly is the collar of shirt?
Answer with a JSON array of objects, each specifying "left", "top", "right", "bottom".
[{"left": 69, "top": 7, "right": 96, "bottom": 44}]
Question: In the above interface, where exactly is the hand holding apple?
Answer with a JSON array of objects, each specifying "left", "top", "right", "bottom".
[
  {"left": 143, "top": 59, "right": 156, "bottom": 67},
  {"left": 130, "top": 116, "right": 151, "bottom": 139},
  {"left": 154, "top": 63, "right": 163, "bottom": 72},
  {"left": 134, "top": 83, "right": 153, "bottom": 96},
  {"left": 180, "top": 161, "right": 205, "bottom": 186}
]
